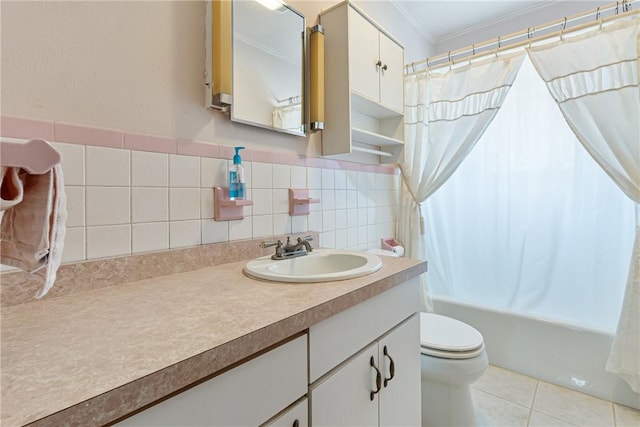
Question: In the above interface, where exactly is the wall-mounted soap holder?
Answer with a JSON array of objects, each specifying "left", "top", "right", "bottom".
[
  {"left": 214, "top": 186, "right": 253, "bottom": 221},
  {"left": 289, "top": 189, "right": 320, "bottom": 216}
]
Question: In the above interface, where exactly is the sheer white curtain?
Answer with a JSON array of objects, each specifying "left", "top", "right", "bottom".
[
  {"left": 423, "top": 57, "right": 635, "bottom": 330},
  {"left": 527, "top": 18, "right": 640, "bottom": 392},
  {"left": 399, "top": 53, "right": 525, "bottom": 311}
]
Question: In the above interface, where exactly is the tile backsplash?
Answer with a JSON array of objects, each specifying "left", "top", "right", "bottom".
[{"left": 1, "top": 117, "right": 399, "bottom": 266}]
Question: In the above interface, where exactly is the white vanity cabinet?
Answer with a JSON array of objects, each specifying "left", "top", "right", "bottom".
[
  {"left": 320, "top": 1, "right": 405, "bottom": 164},
  {"left": 116, "top": 334, "right": 308, "bottom": 427},
  {"left": 309, "top": 278, "right": 421, "bottom": 426}
]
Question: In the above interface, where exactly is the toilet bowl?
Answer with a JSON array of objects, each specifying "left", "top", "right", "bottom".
[{"left": 420, "top": 312, "right": 488, "bottom": 427}]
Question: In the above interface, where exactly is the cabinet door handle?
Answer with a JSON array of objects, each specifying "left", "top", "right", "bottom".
[
  {"left": 292, "top": 419, "right": 299, "bottom": 427},
  {"left": 375, "top": 60, "right": 382, "bottom": 69},
  {"left": 383, "top": 345, "right": 395, "bottom": 387},
  {"left": 370, "top": 356, "right": 382, "bottom": 401},
  {"left": 382, "top": 64, "right": 388, "bottom": 71}
]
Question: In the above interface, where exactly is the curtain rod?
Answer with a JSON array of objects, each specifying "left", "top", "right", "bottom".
[{"left": 406, "top": 0, "right": 638, "bottom": 73}]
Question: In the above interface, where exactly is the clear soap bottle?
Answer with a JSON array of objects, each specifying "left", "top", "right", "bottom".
[{"left": 229, "top": 146, "right": 246, "bottom": 200}]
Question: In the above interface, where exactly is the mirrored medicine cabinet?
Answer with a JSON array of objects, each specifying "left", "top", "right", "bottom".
[{"left": 206, "top": 0, "right": 306, "bottom": 137}]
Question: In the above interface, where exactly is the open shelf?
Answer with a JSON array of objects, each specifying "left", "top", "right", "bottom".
[{"left": 214, "top": 187, "right": 253, "bottom": 221}]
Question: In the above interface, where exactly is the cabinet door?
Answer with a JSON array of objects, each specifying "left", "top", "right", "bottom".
[
  {"left": 378, "top": 32, "right": 404, "bottom": 113},
  {"left": 378, "top": 314, "right": 421, "bottom": 427},
  {"left": 348, "top": 6, "right": 380, "bottom": 103},
  {"left": 310, "top": 342, "right": 379, "bottom": 427}
]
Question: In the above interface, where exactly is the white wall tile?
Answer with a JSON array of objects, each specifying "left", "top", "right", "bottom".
[
  {"left": 54, "top": 142, "right": 85, "bottom": 185},
  {"left": 335, "top": 190, "right": 347, "bottom": 210},
  {"left": 321, "top": 189, "right": 336, "bottom": 210},
  {"left": 322, "top": 210, "right": 336, "bottom": 231},
  {"left": 357, "top": 172, "right": 367, "bottom": 191},
  {"left": 132, "top": 222, "right": 169, "bottom": 253},
  {"left": 320, "top": 231, "right": 335, "bottom": 248},
  {"left": 61, "top": 227, "right": 85, "bottom": 263},
  {"left": 368, "top": 207, "right": 378, "bottom": 225},
  {"left": 273, "top": 214, "right": 292, "bottom": 236},
  {"left": 357, "top": 226, "right": 368, "bottom": 244},
  {"left": 347, "top": 226, "right": 358, "bottom": 248},
  {"left": 322, "top": 168, "right": 335, "bottom": 189},
  {"left": 229, "top": 217, "right": 252, "bottom": 240},
  {"left": 65, "top": 186, "right": 85, "bottom": 227},
  {"left": 170, "top": 220, "right": 201, "bottom": 248},
  {"left": 252, "top": 162, "right": 272, "bottom": 189},
  {"left": 346, "top": 190, "right": 358, "bottom": 209},
  {"left": 335, "top": 231, "right": 347, "bottom": 250},
  {"left": 335, "top": 169, "right": 347, "bottom": 189},
  {"left": 366, "top": 172, "right": 377, "bottom": 190},
  {"left": 357, "top": 208, "right": 368, "bottom": 226},
  {"left": 308, "top": 211, "right": 322, "bottom": 232},
  {"left": 307, "top": 167, "right": 322, "bottom": 189},
  {"left": 200, "top": 188, "right": 214, "bottom": 219},
  {"left": 367, "top": 224, "right": 377, "bottom": 243},
  {"left": 346, "top": 171, "right": 358, "bottom": 190},
  {"left": 170, "top": 154, "right": 200, "bottom": 187},
  {"left": 86, "top": 146, "right": 130, "bottom": 186},
  {"left": 132, "top": 151, "right": 168, "bottom": 187},
  {"left": 347, "top": 209, "right": 358, "bottom": 228},
  {"left": 201, "top": 157, "right": 227, "bottom": 188},
  {"left": 291, "top": 216, "right": 308, "bottom": 234},
  {"left": 252, "top": 215, "right": 274, "bottom": 238},
  {"left": 309, "top": 189, "right": 322, "bottom": 212},
  {"left": 87, "top": 225, "right": 131, "bottom": 259},
  {"left": 272, "top": 189, "right": 289, "bottom": 214},
  {"left": 132, "top": 187, "right": 168, "bottom": 223},
  {"left": 202, "top": 219, "right": 229, "bottom": 244},
  {"left": 335, "top": 209, "right": 347, "bottom": 230},
  {"left": 169, "top": 188, "right": 200, "bottom": 220},
  {"left": 357, "top": 190, "right": 368, "bottom": 208},
  {"left": 291, "top": 166, "right": 307, "bottom": 188},
  {"left": 252, "top": 189, "right": 272, "bottom": 215},
  {"left": 272, "top": 164, "right": 291, "bottom": 189},
  {"left": 86, "top": 187, "right": 130, "bottom": 225}
]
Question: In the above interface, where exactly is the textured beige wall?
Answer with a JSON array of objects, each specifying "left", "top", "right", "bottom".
[{"left": 0, "top": 1, "right": 431, "bottom": 159}]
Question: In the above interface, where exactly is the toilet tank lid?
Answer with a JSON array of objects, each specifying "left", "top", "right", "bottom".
[{"left": 420, "top": 313, "right": 484, "bottom": 352}]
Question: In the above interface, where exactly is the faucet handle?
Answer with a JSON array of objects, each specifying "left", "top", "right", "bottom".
[
  {"left": 260, "top": 240, "right": 282, "bottom": 248},
  {"left": 299, "top": 235, "right": 313, "bottom": 242}
]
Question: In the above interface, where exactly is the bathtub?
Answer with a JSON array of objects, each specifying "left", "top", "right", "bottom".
[{"left": 431, "top": 295, "right": 640, "bottom": 410}]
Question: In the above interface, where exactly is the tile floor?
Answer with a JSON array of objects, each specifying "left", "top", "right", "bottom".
[{"left": 471, "top": 365, "right": 640, "bottom": 427}]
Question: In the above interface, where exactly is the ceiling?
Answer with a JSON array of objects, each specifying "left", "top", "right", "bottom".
[{"left": 391, "top": 0, "right": 611, "bottom": 45}]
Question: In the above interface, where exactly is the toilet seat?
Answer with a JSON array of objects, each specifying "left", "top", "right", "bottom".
[{"left": 420, "top": 313, "right": 485, "bottom": 359}]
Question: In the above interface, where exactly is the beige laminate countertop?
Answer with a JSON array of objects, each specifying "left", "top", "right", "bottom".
[{"left": 1, "top": 255, "right": 427, "bottom": 427}]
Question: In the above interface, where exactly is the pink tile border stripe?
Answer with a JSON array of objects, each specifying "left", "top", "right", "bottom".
[{"left": 1, "top": 115, "right": 398, "bottom": 174}]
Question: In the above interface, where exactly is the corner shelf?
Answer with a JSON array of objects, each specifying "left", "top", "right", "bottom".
[
  {"left": 289, "top": 189, "right": 320, "bottom": 216},
  {"left": 214, "top": 186, "right": 253, "bottom": 221}
]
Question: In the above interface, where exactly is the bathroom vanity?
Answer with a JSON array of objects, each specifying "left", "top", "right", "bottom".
[{"left": 0, "top": 253, "right": 426, "bottom": 426}]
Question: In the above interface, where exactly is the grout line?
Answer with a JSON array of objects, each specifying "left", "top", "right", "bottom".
[{"left": 526, "top": 380, "right": 540, "bottom": 426}]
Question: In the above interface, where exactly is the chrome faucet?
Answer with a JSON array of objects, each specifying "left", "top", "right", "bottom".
[{"left": 260, "top": 236, "right": 313, "bottom": 260}]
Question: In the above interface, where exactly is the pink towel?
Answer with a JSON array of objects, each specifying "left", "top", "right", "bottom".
[{"left": 0, "top": 165, "right": 67, "bottom": 298}]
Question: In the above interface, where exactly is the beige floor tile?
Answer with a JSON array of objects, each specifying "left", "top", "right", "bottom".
[
  {"left": 528, "top": 410, "right": 576, "bottom": 426},
  {"left": 472, "top": 365, "right": 538, "bottom": 408},
  {"left": 471, "top": 388, "right": 530, "bottom": 427},
  {"left": 533, "top": 382, "right": 614, "bottom": 427},
  {"left": 614, "top": 403, "right": 640, "bottom": 427}
]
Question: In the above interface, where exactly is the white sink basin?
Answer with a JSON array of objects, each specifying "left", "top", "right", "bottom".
[{"left": 244, "top": 249, "right": 382, "bottom": 283}]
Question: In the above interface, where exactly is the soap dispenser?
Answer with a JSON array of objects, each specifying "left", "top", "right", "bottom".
[{"left": 229, "top": 146, "right": 246, "bottom": 200}]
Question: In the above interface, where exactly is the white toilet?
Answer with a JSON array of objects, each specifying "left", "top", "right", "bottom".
[{"left": 420, "top": 312, "right": 488, "bottom": 427}]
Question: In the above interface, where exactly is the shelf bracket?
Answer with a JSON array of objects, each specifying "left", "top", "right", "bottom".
[
  {"left": 214, "top": 186, "right": 253, "bottom": 221},
  {"left": 289, "top": 189, "right": 320, "bottom": 216}
]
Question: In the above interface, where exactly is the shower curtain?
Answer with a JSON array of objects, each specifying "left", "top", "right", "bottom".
[
  {"left": 399, "top": 52, "right": 525, "bottom": 312},
  {"left": 527, "top": 17, "right": 640, "bottom": 393}
]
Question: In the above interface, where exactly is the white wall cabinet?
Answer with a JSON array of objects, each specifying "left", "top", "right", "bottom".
[
  {"left": 116, "top": 335, "right": 308, "bottom": 427},
  {"left": 320, "top": 1, "right": 405, "bottom": 164},
  {"left": 309, "top": 278, "right": 422, "bottom": 426}
]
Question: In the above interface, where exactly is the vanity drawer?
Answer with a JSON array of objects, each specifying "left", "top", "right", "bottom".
[
  {"left": 308, "top": 277, "right": 420, "bottom": 382},
  {"left": 117, "top": 334, "right": 308, "bottom": 426}
]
